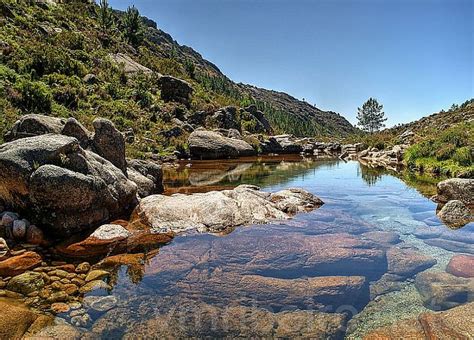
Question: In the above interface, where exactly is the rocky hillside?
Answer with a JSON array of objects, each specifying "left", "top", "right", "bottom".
[{"left": 0, "top": 0, "right": 355, "bottom": 160}]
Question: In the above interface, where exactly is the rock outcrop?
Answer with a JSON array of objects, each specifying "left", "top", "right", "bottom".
[
  {"left": 0, "top": 134, "right": 137, "bottom": 235},
  {"left": 188, "top": 130, "right": 256, "bottom": 159},
  {"left": 126, "top": 159, "right": 164, "bottom": 197},
  {"left": 109, "top": 53, "right": 152, "bottom": 74},
  {"left": 134, "top": 185, "right": 323, "bottom": 233}
]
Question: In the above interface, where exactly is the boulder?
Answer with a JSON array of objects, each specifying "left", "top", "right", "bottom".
[
  {"left": 434, "top": 178, "right": 474, "bottom": 206},
  {"left": 6, "top": 271, "right": 45, "bottom": 295},
  {"left": 0, "top": 299, "right": 53, "bottom": 339},
  {"left": 91, "top": 118, "right": 127, "bottom": 174},
  {"left": 109, "top": 53, "right": 152, "bottom": 74},
  {"left": 364, "top": 302, "right": 474, "bottom": 339},
  {"left": 0, "top": 134, "right": 137, "bottom": 235},
  {"left": 446, "top": 255, "right": 474, "bottom": 278},
  {"left": 4, "top": 114, "right": 65, "bottom": 142},
  {"left": 188, "top": 130, "right": 256, "bottom": 159},
  {"left": 386, "top": 247, "right": 436, "bottom": 278},
  {"left": 134, "top": 185, "right": 323, "bottom": 233},
  {"left": 127, "top": 159, "right": 164, "bottom": 197},
  {"left": 206, "top": 106, "right": 240, "bottom": 130},
  {"left": 436, "top": 200, "right": 474, "bottom": 228},
  {"left": 415, "top": 271, "right": 474, "bottom": 310},
  {"left": 0, "top": 251, "right": 42, "bottom": 277},
  {"left": 157, "top": 75, "right": 193, "bottom": 107},
  {"left": 244, "top": 105, "right": 272, "bottom": 133},
  {"left": 92, "top": 299, "right": 346, "bottom": 339},
  {"left": 62, "top": 117, "right": 91, "bottom": 148}
]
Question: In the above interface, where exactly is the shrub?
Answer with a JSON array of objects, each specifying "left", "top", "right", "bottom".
[
  {"left": 453, "top": 146, "right": 473, "bottom": 166},
  {"left": 12, "top": 79, "right": 52, "bottom": 113}
]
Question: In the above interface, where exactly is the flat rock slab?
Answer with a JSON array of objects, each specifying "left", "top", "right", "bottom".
[{"left": 134, "top": 185, "right": 323, "bottom": 233}]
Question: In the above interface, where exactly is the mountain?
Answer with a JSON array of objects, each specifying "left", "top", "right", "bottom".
[{"left": 0, "top": 0, "right": 356, "bottom": 159}]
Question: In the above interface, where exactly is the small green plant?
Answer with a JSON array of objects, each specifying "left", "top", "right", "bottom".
[{"left": 12, "top": 79, "right": 52, "bottom": 113}]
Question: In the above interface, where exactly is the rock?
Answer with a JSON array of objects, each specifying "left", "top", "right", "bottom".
[
  {"left": 446, "top": 255, "right": 474, "bottom": 278},
  {"left": 174, "top": 271, "right": 369, "bottom": 311},
  {"left": 79, "top": 280, "right": 111, "bottom": 294},
  {"left": 109, "top": 53, "right": 152, "bottom": 74},
  {"left": 360, "top": 231, "right": 400, "bottom": 247},
  {"left": 0, "top": 298, "right": 53, "bottom": 339},
  {"left": 206, "top": 106, "right": 240, "bottom": 130},
  {"left": 83, "top": 295, "right": 117, "bottom": 312},
  {"left": 91, "top": 118, "right": 127, "bottom": 174},
  {"left": 435, "top": 178, "right": 474, "bottom": 206},
  {"left": 47, "top": 291, "right": 68, "bottom": 303},
  {"left": 89, "top": 224, "right": 130, "bottom": 241},
  {"left": 437, "top": 200, "right": 474, "bottom": 228},
  {"left": 127, "top": 159, "right": 164, "bottom": 197},
  {"left": 0, "top": 238, "right": 9, "bottom": 261},
  {"left": 75, "top": 262, "right": 91, "bottom": 273},
  {"left": 415, "top": 271, "right": 474, "bottom": 310},
  {"left": 4, "top": 114, "right": 65, "bottom": 142},
  {"left": 134, "top": 185, "right": 323, "bottom": 233},
  {"left": 0, "top": 251, "right": 42, "bottom": 276},
  {"left": 386, "top": 247, "right": 436, "bottom": 278},
  {"left": 25, "top": 225, "right": 44, "bottom": 245},
  {"left": 0, "top": 134, "right": 137, "bottom": 235},
  {"left": 423, "top": 238, "right": 474, "bottom": 254},
  {"left": 83, "top": 73, "right": 99, "bottom": 84},
  {"left": 85, "top": 270, "right": 110, "bottom": 282},
  {"left": 51, "top": 302, "right": 70, "bottom": 314},
  {"left": 7, "top": 272, "right": 45, "bottom": 295},
  {"left": 157, "top": 75, "right": 193, "bottom": 107},
  {"left": 364, "top": 302, "right": 474, "bottom": 339},
  {"left": 274, "top": 135, "right": 304, "bottom": 154},
  {"left": 1, "top": 211, "right": 18, "bottom": 228},
  {"left": 93, "top": 299, "right": 346, "bottom": 339},
  {"left": 369, "top": 273, "right": 406, "bottom": 298},
  {"left": 244, "top": 105, "right": 272, "bottom": 133},
  {"left": 12, "top": 219, "right": 27, "bottom": 239},
  {"left": 26, "top": 324, "right": 82, "bottom": 339},
  {"left": 71, "top": 313, "right": 92, "bottom": 327},
  {"left": 61, "top": 117, "right": 91, "bottom": 148},
  {"left": 188, "top": 130, "right": 256, "bottom": 159}
]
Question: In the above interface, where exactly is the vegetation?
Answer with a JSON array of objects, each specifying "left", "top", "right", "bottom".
[{"left": 356, "top": 98, "right": 387, "bottom": 133}]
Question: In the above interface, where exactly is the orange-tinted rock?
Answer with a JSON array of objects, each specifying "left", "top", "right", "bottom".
[
  {"left": 364, "top": 302, "right": 474, "bottom": 339},
  {"left": 0, "top": 251, "right": 42, "bottom": 277},
  {"left": 386, "top": 247, "right": 436, "bottom": 278},
  {"left": 446, "top": 254, "right": 474, "bottom": 278}
]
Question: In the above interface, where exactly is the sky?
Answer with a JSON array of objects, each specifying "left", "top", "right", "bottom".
[{"left": 109, "top": 0, "right": 473, "bottom": 127}]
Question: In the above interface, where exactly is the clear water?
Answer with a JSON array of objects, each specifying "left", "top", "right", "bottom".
[{"left": 82, "top": 158, "right": 474, "bottom": 338}]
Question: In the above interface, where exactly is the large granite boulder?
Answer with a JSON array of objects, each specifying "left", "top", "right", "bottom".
[
  {"left": 243, "top": 104, "right": 272, "bottom": 133},
  {"left": 109, "top": 53, "right": 152, "bottom": 74},
  {"left": 0, "top": 134, "right": 137, "bottom": 235},
  {"left": 127, "top": 159, "right": 164, "bottom": 198},
  {"left": 157, "top": 75, "right": 193, "bottom": 107},
  {"left": 91, "top": 118, "right": 127, "bottom": 174},
  {"left": 436, "top": 200, "right": 474, "bottom": 228},
  {"left": 188, "top": 130, "right": 256, "bottom": 159},
  {"left": 206, "top": 106, "right": 240, "bottom": 130},
  {"left": 434, "top": 178, "right": 474, "bottom": 206},
  {"left": 134, "top": 185, "right": 323, "bottom": 233},
  {"left": 4, "top": 115, "right": 127, "bottom": 175}
]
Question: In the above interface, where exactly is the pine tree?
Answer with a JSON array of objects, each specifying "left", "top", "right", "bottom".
[
  {"left": 122, "top": 6, "right": 144, "bottom": 47},
  {"left": 97, "top": 0, "right": 114, "bottom": 34},
  {"left": 356, "top": 98, "right": 387, "bottom": 133}
]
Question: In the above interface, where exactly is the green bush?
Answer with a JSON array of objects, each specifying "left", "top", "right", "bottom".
[
  {"left": 12, "top": 79, "right": 52, "bottom": 113},
  {"left": 435, "top": 143, "right": 456, "bottom": 161},
  {"left": 453, "top": 146, "right": 473, "bottom": 166}
]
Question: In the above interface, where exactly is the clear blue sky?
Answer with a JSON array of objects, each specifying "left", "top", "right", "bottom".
[{"left": 109, "top": 0, "right": 473, "bottom": 127}]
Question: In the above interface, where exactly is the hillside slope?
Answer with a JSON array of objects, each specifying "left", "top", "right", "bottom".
[{"left": 0, "top": 0, "right": 355, "bottom": 159}]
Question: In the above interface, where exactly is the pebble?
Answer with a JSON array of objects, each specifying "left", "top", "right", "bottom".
[
  {"left": 69, "top": 308, "right": 86, "bottom": 317},
  {"left": 63, "top": 284, "right": 78, "bottom": 295},
  {"left": 47, "top": 291, "right": 68, "bottom": 303},
  {"left": 50, "top": 282, "right": 63, "bottom": 290},
  {"left": 68, "top": 301, "right": 82, "bottom": 310},
  {"left": 71, "top": 313, "right": 92, "bottom": 327},
  {"left": 85, "top": 270, "right": 110, "bottom": 282},
  {"left": 60, "top": 278, "right": 70, "bottom": 284},
  {"left": 83, "top": 295, "right": 117, "bottom": 312},
  {"left": 51, "top": 302, "right": 70, "bottom": 314},
  {"left": 71, "top": 278, "right": 85, "bottom": 286},
  {"left": 75, "top": 262, "right": 91, "bottom": 274},
  {"left": 1, "top": 212, "right": 18, "bottom": 228},
  {"left": 79, "top": 280, "right": 111, "bottom": 294},
  {"left": 50, "top": 270, "right": 69, "bottom": 278}
]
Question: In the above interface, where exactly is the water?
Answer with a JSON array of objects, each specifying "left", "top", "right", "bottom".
[{"left": 80, "top": 158, "right": 474, "bottom": 338}]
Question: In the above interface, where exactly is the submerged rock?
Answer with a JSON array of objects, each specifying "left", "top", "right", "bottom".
[
  {"left": 364, "top": 302, "right": 474, "bottom": 339},
  {"left": 134, "top": 185, "right": 323, "bottom": 233},
  {"left": 0, "top": 134, "right": 137, "bottom": 235},
  {"left": 188, "top": 130, "right": 256, "bottom": 159},
  {"left": 386, "top": 247, "right": 436, "bottom": 278},
  {"left": 92, "top": 298, "right": 347, "bottom": 339},
  {"left": 415, "top": 271, "right": 474, "bottom": 310},
  {"left": 446, "top": 255, "right": 474, "bottom": 278}
]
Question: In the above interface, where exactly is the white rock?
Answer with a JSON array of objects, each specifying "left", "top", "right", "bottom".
[{"left": 90, "top": 224, "right": 130, "bottom": 241}]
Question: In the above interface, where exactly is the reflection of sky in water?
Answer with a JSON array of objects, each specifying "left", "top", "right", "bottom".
[{"left": 92, "top": 159, "right": 473, "bottom": 338}]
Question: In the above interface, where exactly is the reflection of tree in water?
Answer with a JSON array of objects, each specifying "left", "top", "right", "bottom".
[{"left": 358, "top": 164, "right": 384, "bottom": 187}]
